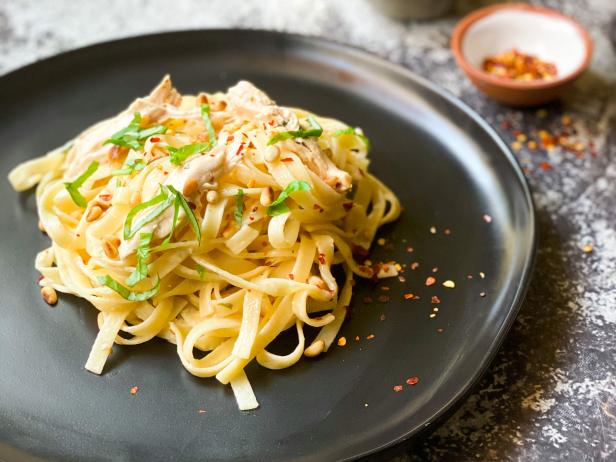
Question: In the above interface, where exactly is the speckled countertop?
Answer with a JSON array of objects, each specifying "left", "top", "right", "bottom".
[{"left": 1, "top": 0, "right": 614, "bottom": 460}]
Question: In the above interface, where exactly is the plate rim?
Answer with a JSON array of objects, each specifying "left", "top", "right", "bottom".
[{"left": 0, "top": 29, "right": 537, "bottom": 461}]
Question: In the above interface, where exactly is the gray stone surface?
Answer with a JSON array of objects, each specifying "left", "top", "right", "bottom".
[{"left": 1, "top": 0, "right": 614, "bottom": 460}]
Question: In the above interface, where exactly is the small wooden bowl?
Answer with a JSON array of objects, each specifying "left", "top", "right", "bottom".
[{"left": 451, "top": 3, "right": 593, "bottom": 107}]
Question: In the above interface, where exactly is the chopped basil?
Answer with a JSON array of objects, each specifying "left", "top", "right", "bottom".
[
  {"left": 195, "top": 264, "right": 205, "bottom": 280},
  {"left": 267, "top": 180, "right": 311, "bottom": 216},
  {"left": 333, "top": 126, "right": 371, "bottom": 151},
  {"left": 112, "top": 158, "right": 146, "bottom": 176},
  {"left": 98, "top": 274, "right": 160, "bottom": 301},
  {"left": 267, "top": 116, "right": 323, "bottom": 145},
  {"left": 64, "top": 161, "right": 99, "bottom": 208},
  {"left": 104, "top": 112, "right": 166, "bottom": 150},
  {"left": 201, "top": 104, "right": 216, "bottom": 146},
  {"left": 167, "top": 185, "right": 201, "bottom": 244},
  {"left": 234, "top": 189, "right": 244, "bottom": 226},
  {"left": 125, "top": 232, "right": 152, "bottom": 287},
  {"left": 123, "top": 185, "right": 175, "bottom": 240},
  {"left": 168, "top": 142, "right": 211, "bottom": 166}
]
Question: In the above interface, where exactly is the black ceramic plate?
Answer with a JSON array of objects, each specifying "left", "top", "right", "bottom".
[{"left": 0, "top": 30, "right": 535, "bottom": 462}]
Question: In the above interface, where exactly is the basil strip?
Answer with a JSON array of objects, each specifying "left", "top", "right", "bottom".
[
  {"left": 267, "top": 116, "right": 323, "bottom": 145},
  {"left": 104, "top": 112, "right": 167, "bottom": 150},
  {"left": 123, "top": 185, "right": 174, "bottom": 240},
  {"left": 167, "top": 185, "right": 201, "bottom": 243},
  {"left": 333, "top": 126, "right": 371, "bottom": 151},
  {"left": 98, "top": 275, "right": 160, "bottom": 301},
  {"left": 168, "top": 142, "right": 211, "bottom": 166},
  {"left": 267, "top": 180, "right": 311, "bottom": 216},
  {"left": 234, "top": 189, "right": 244, "bottom": 226},
  {"left": 201, "top": 104, "right": 216, "bottom": 146},
  {"left": 111, "top": 158, "right": 146, "bottom": 176},
  {"left": 64, "top": 161, "right": 99, "bottom": 208},
  {"left": 195, "top": 264, "right": 205, "bottom": 280},
  {"left": 125, "top": 232, "right": 153, "bottom": 287}
]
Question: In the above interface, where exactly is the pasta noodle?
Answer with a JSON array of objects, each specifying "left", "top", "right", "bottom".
[{"left": 8, "top": 76, "right": 400, "bottom": 410}]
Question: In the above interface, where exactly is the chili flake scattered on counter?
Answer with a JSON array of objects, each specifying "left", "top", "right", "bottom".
[
  {"left": 337, "top": 337, "right": 347, "bottom": 347},
  {"left": 482, "top": 48, "right": 557, "bottom": 81},
  {"left": 130, "top": 386, "right": 139, "bottom": 395},
  {"left": 393, "top": 385, "right": 403, "bottom": 392},
  {"left": 406, "top": 376, "right": 419, "bottom": 386},
  {"left": 406, "top": 246, "right": 414, "bottom": 253},
  {"left": 443, "top": 280, "right": 455, "bottom": 289},
  {"left": 403, "top": 293, "right": 415, "bottom": 300},
  {"left": 410, "top": 262, "right": 419, "bottom": 270},
  {"left": 379, "top": 314, "right": 387, "bottom": 321},
  {"left": 431, "top": 296, "right": 441, "bottom": 304},
  {"left": 437, "top": 328, "right": 444, "bottom": 333},
  {"left": 425, "top": 276, "right": 436, "bottom": 286},
  {"left": 367, "top": 334, "right": 375, "bottom": 340},
  {"left": 582, "top": 244, "right": 593, "bottom": 253},
  {"left": 198, "top": 409, "right": 207, "bottom": 414}
]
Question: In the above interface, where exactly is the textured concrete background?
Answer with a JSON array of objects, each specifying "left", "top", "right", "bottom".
[{"left": 1, "top": 0, "right": 615, "bottom": 460}]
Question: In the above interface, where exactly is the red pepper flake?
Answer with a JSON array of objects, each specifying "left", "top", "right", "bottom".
[
  {"left": 393, "top": 385, "right": 403, "bottom": 392},
  {"left": 403, "top": 293, "right": 414, "bottom": 300},
  {"left": 313, "top": 203, "right": 324, "bottom": 213},
  {"left": 342, "top": 202, "right": 353, "bottom": 211},
  {"left": 480, "top": 292, "right": 486, "bottom": 297},
  {"left": 483, "top": 214, "right": 492, "bottom": 223},
  {"left": 406, "top": 246, "right": 414, "bottom": 253},
  {"left": 431, "top": 296, "right": 441, "bottom": 304},
  {"left": 406, "top": 376, "right": 419, "bottom": 386},
  {"left": 198, "top": 409, "right": 207, "bottom": 415},
  {"left": 366, "top": 334, "right": 375, "bottom": 340},
  {"left": 539, "top": 161, "right": 553, "bottom": 171},
  {"left": 379, "top": 314, "right": 386, "bottom": 321},
  {"left": 317, "top": 253, "right": 326, "bottom": 265},
  {"left": 467, "top": 274, "right": 473, "bottom": 279},
  {"left": 281, "top": 157, "right": 294, "bottom": 163},
  {"left": 410, "top": 262, "right": 419, "bottom": 270},
  {"left": 288, "top": 273, "right": 294, "bottom": 280},
  {"left": 444, "top": 228, "right": 451, "bottom": 235},
  {"left": 150, "top": 137, "right": 160, "bottom": 143},
  {"left": 436, "top": 328, "right": 444, "bottom": 333},
  {"left": 425, "top": 276, "right": 436, "bottom": 286},
  {"left": 130, "top": 386, "right": 139, "bottom": 395},
  {"left": 378, "top": 295, "right": 390, "bottom": 303},
  {"left": 500, "top": 120, "right": 510, "bottom": 130},
  {"left": 380, "top": 286, "right": 390, "bottom": 291},
  {"left": 363, "top": 296, "right": 373, "bottom": 304}
]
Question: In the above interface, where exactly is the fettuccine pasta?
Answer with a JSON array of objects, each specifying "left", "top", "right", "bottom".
[{"left": 8, "top": 77, "right": 400, "bottom": 410}]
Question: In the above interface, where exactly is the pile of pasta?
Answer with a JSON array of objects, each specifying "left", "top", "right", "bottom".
[{"left": 8, "top": 77, "right": 400, "bottom": 410}]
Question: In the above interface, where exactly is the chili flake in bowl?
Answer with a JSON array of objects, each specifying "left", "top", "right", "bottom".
[
  {"left": 451, "top": 4, "right": 592, "bottom": 106},
  {"left": 482, "top": 48, "right": 557, "bottom": 82}
]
